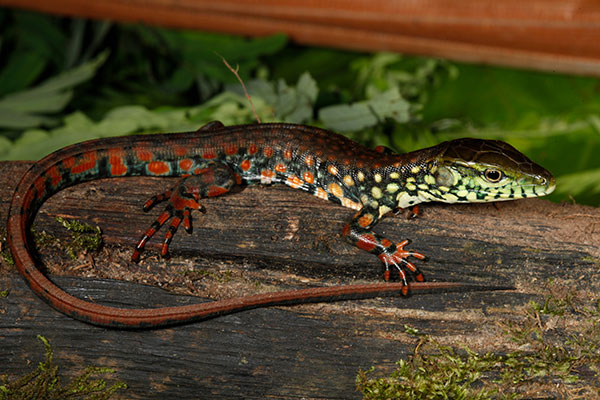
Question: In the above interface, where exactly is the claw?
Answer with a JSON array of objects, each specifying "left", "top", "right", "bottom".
[
  {"left": 378, "top": 240, "right": 426, "bottom": 289},
  {"left": 132, "top": 187, "right": 205, "bottom": 262}
]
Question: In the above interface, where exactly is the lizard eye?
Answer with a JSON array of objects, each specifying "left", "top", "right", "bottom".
[{"left": 483, "top": 168, "right": 503, "bottom": 183}]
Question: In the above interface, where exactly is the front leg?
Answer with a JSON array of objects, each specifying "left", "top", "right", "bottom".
[
  {"left": 341, "top": 206, "right": 426, "bottom": 293},
  {"left": 132, "top": 162, "right": 237, "bottom": 261}
]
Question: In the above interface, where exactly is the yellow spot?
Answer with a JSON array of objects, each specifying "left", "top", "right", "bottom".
[
  {"left": 466, "top": 191, "right": 478, "bottom": 201},
  {"left": 439, "top": 186, "right": 450, "bottom": 192},
  {"left": 371, "top": 186, "right": 383, "bottom": 199},
  {"left": 357, "top": 171, "right": 365, "bottom": 182},
  {"left": 390, "top": 172, "right": 400, "bottom": 179},
  {"left": 343, "top": 175, "right": 354, "bottom": 186},
  {"left": 396, "top": 192, "right": 419, "bottom": 208},
  {"left": 411, "top": 165, "right": 421, "bottom": 174},
  {"left": 406, "top": 183, "right": 417, "bottom": 191},
  {"left": 386, "top": 183, "right": 399, "bottom": 193},
  {"left": 456, "top": 189, "right": 468, "bottom": 198},
  {"left": 424, "top": 174, "right": 436, "bottom": 185},
  {"left": 360, "top": 194, "right": 370, "bottom": 204},
  {"left": 328, "top": 165, "right": 338, "bottom": 176},
  {"left": 418, "top": 184, "right": 429, "bottom": 190},
  {"left": 441, "top": 193, "right": 459, "bottom": 203},
  {"left": 406, "top": 177, "right": 416, "bottom": 183},
  {"left": 378, "top": 205, "right": 392, "bottom": 217},
  {"left": 374, "top": 174, "right": 382, "bottom": 183}
]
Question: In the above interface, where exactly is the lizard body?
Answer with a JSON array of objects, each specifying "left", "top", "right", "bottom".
[{"left": 7, "top": 122, "right": 555, "bottom": 328}]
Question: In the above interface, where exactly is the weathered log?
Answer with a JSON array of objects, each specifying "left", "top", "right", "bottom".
[{"left": 1, "top": 161, "right": 598, "bottom": 398}]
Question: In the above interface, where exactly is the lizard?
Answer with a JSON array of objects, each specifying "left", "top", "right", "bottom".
[{"left": 7, "top": 121, "right": 555, "bottom": 328}]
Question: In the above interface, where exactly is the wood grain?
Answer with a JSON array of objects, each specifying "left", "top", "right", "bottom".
[
  {"left": 1, "top": 0, "right": 600, "bottom": 76},
  {"left": 1, "top": 160, "right": 599, "bottom": 398}
]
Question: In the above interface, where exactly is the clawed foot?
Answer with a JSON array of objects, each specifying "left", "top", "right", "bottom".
[
  {"left": 378, "top": 239, "right": 427, "bottom": 294},
  {"left": 131, "top": 181, "right": 205, "bottom": 262}
]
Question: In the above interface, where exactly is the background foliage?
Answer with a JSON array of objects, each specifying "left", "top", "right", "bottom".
[{"left": 0, "top": 9, "right": 599, "bottom": 205}]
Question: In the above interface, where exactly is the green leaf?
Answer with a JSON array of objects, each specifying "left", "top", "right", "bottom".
[
  {"left": 234, "top": 72, "right": 318, "bottom": 124},
  {"left": 0, "top": 108, "right": 56, "bottom": 129},
  {"left": 0, "top": 50, "right": 47, "bottom": 96},
  {"left": 556, "top": 168, "right": 600, "bottom": 196},
  {"left": 0, "top": 51, "right": 108, "bottom": 129},
  {"left": 319, "top": 87, "right": 410, "bottom": 132}
]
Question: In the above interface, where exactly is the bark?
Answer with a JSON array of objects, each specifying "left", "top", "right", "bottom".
[{"left": 1, "top": 161, "right": 599, "bottom": 398}]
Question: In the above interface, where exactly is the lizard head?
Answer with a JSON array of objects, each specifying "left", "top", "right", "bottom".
[{"left": 421, "top": 138, "right": 555, "bottom": 204}]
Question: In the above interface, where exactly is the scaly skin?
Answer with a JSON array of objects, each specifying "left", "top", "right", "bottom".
[{"left": 7, "top": 122, "right": 555, "bottom": 328}]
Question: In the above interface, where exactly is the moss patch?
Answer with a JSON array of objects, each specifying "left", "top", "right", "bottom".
[
  {"left": 357, "top": 283, "right": 600, "bottom": 399},
  {"left": 0, "top": 335, "right": 126, "bottom": 400}
]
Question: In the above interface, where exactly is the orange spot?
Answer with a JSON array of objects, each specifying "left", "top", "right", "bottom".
[
  {"left": 208, "top": 186, "right": 229, "bottom": 197},
  {"left": 358, "top": 213, "right": 374, "bottom": 228},
  {"left": 108, "top": 148, "right": 127, "bottom": 176},
  {"left": 111, "top": 162, "right": 127, "bottom": 176},
  {"left": 303, "top": 171, "right": 314, "bottom": 184},
  {"left": 179, "top": 158, "right": 193, "bottom": 171},
  {"left": 203, "top": 149, "right": 216, "bottom": 159},
  {"left": 34, "top": 177, "right": 46, "bottom": 199},
  {"left": 286, "top": 175, "right": 304, "bottom": 189},
  {"left": 263, "top": 147, "right": 274, "bottom": 158},
  {"left": 342, "top": 198, "right": 362, "bottom": 210},
  {"left": 173, "top": 145, "right": 188, "bottom": 157},
  {"left": 47, "top": 166, "right": 61, "bottom": 187},
  {"left": 357, "top": 234, "right": 377, "bottom": 252},
  {"left": 148, "top": 161, "right": 170, "bottom": 175},
  {"left": 328, "top": 183, "right": 344, "bottom": 198},
  {"left": 135, "top": 148, "right": 153, "bottom": 162},
  {"left": 380, "top": 238, "right": 393, "bottom": 248},
  {"left": 62, "top": 157, "right": 75, "bottom": 168},
  {"left": 248, "top": 144, "right": 258, "bottom": 155},
  {"left": 224, "top": 144, "right": 238, "bottom": 155},
  {"left": 315, "top": 187, "right": 329, "bottom": 200},
  {"left": 261, "top": 169, "right": 275, "bottom": 183},
  {"left": 283, "top": 149, "right": 293, "bottom": 160},
  {"left": 240, "top": 159, "right": 251, "bottom": 171},
  {"left": 71, "top": 151, "right": 97, "bottom": 174},
  {"left": 275, "top": 163, "right": 287, "bottom": 173},
  {"left": 328, "top": 164, "right": 338, "bottom": 176},
  {"left": 304, "top": 155, "right": 314, "bottom": 167}
]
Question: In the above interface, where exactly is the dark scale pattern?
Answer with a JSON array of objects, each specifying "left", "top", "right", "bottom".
[{"left": 9, "top": 121, "right": 556, "bottom": 322}]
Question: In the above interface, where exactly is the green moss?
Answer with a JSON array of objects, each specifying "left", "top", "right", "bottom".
[
  {"left": 55, "top": 217, "right": 103, "bottom": 259},
  {"left": 582, "top": 256, "right": 600, "bottom": 268},
  {"left": 29, "top": 217, "right": 103, "bottom": 260},
  {"left": 0, "top": 228, "right": 14, "bottom": 266},
  {"left": 357, "top": 285, "right": 600, "bottom": 399},
  {"left": 0, "top": 335, "right": 126, "bottom": 400}
]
